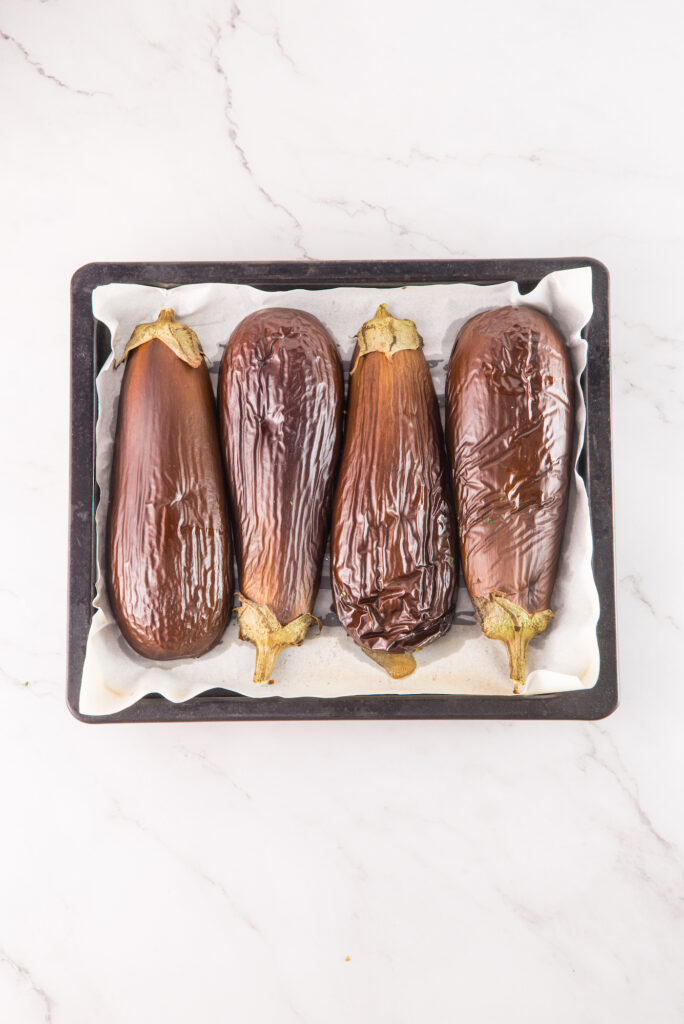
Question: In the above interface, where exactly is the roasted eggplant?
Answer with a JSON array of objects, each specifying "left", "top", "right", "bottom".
[
  {"left": 331, "top": 304, "right": 457, "bottom": 678},
  {"left": 219, "top": 308, "right": 343, "bottom": 683},
  {"left": 445, "top": 305, "right": 574, "bottom": 691},
  {"left": 108, "top": 309, "right": 233, "bottom": 660}
]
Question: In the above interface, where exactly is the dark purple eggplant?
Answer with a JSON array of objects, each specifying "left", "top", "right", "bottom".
[
  {"left": 218, "top": 308, "right": 343, "bottom": 683},
  {"left": 107, "top": 309, "right": 232, "bottom": 660},
  {"left": 330, "top": 304, "right": 457, "bottom": 678},
  {"left": 445, "top": 305, "right": 574, "bottom": 691}
]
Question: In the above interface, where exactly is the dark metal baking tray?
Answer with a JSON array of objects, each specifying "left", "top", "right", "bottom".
[{"left": 68, "top": 259, "right": 617, "bottom": 722}]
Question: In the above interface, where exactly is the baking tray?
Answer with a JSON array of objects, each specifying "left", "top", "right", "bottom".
[{"left": 68, "top": 259, "right": 617, "bottom": 722}]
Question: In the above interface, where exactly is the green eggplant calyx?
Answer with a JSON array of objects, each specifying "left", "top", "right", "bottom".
[
  {"left": 357, "top": 644, "right": 417, "bottom": 679},
  {"left": 236, "top": 594, "right": 320, "bottom": 684},
  {"left": 472, "top": 593, "right": 554, "bottom": 693},
  {"left": 353, "top": 304, "right": 423, "bottom": 367},
  {"left": 118, "top": 308, "right": 205, "bottom": 368}
]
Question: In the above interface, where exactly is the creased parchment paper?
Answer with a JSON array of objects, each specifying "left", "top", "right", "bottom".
[{"left": 80, "top": 269, "right": 600, "bottom": 715}]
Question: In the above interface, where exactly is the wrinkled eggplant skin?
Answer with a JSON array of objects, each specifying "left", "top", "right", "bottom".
[
  {"left": 331, "top": 346, "right": 456, "bottom": 652},
  {"left": 218, "top": 308, "right": 343, "bottom": 625},
  {"left": 445, "top": 306, "right": 574, "bottom": 614},
  {"left": 108, "top": 339, "right": 232, "bottom": 660}
]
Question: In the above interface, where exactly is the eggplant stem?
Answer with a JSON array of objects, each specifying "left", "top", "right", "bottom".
[
  {"left": 353, "top": 304, "right": 423, "bottom": 366},
  {"left": 118, "top": 308, "right": 205, "bottom": 368},
  {"left": 236, "top": 594, "right": 320, "bottom": 684},
  {"left": 251, "top": 642, "right": 281, "bottom": 687},
  {"left": 472, "top": 594, "right": 553, "bottom": 693},
  {"left": 358, "top": 645, "right": 417, "bottom": 679}
]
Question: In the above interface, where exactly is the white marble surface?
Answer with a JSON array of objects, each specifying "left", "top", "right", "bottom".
[{"left": 1, "top": 0, "right": 683, "bottom": 1020}]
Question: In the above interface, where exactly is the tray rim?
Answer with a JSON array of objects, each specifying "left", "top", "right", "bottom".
[{"left": 68, "top": 258, "right": 617, "bottom": 723}]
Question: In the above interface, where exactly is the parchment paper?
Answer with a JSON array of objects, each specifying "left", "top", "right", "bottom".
[{"left": 80, "top": 269, "right": 600, "bottom": 715}]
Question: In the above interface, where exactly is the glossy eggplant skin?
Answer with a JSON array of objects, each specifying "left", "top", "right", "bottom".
[
  {"left": 218, "top": 308, "right": 343, "bottom": 628},
  {"left": 108, "top": 339, "right": 232, "bottom": 660},
  {"left": 445, "top": 305, "right": 574, "bottom": 617},
  {"left": 331, "top": 324, "right": 456, "bottom": 660}
]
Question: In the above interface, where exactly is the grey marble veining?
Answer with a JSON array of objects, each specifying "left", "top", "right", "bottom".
[{"left": 1, "top": 0, "right": 684, "bottom": 1020}]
